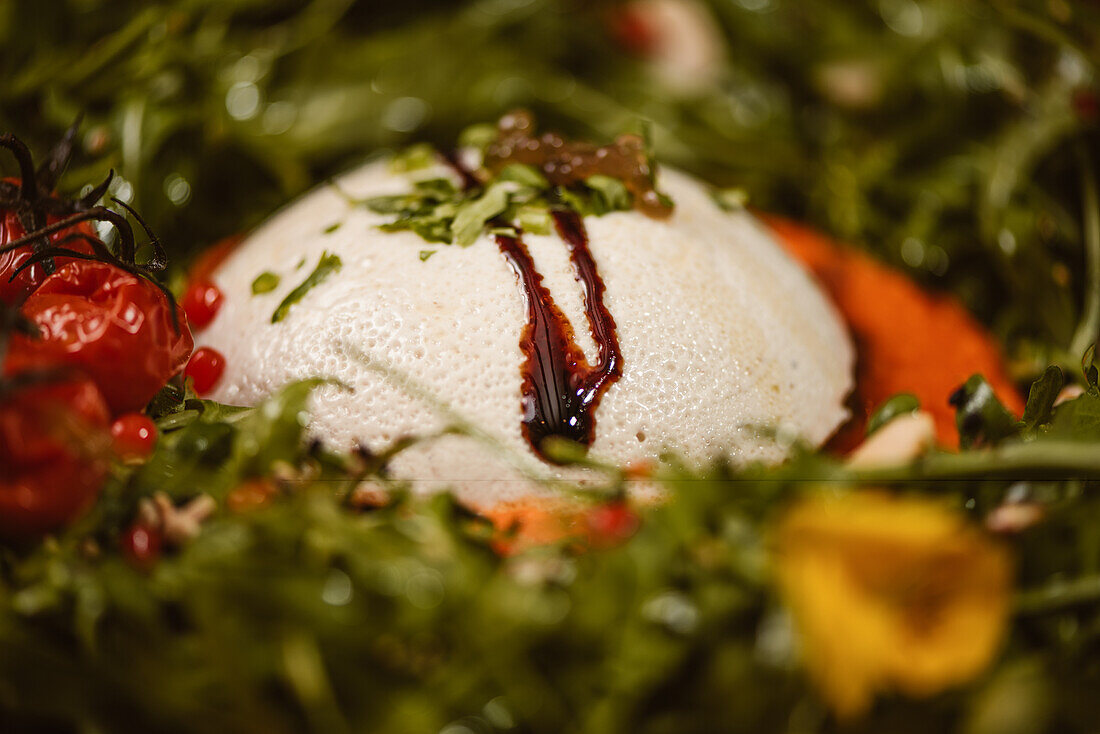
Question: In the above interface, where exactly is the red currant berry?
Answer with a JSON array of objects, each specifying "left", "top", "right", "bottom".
[
  {"left": 121, "top": 523, "right": 162, "bottom": 570},
  {"left": 586, "top": 501, "right": 640, "bottom": 548},
  {"left": 184, "top": 347, "right": 226, "bottom": 396},
  {"left": 181, "top": 280, "right": 224, "bottom": 330},
  {"left": 110, "top": 413, "right": 158, "bottom": 462}
]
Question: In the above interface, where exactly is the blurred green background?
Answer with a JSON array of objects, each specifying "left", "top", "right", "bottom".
[{"left": 1, "top": 0, "right": 1098, "bottom": 365}]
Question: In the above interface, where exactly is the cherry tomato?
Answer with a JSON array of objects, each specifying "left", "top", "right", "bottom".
[
  {"left": 0, "top": 189, "right": 99, "bottom": 306},
  {"left": 181, "top": 280, "right": 224, "bottom": 330},
  {"left": 0, "top": 376, "right": 111, "bottom": 539},
  {"left": 4, "top": 261, "right": 194, "bottom": 414},
  {"left": 586, "top": 501, "right": 640, "bottom": 548},
  {"left": 121, "top": 522, "right": 162, "bottom": 570},
  {"left": 184, "top": 347, "right": 225, "bottom": 396},
  {"left": 111, "top": 412, "right": 158, "bottom": 462}
]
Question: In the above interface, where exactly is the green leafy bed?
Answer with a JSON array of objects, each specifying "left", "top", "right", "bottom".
[{"left": 3, "top": 1, "right": 1100, "bottom": 732}]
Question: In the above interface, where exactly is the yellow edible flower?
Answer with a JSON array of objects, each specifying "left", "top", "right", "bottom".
[{"left": 772, "top": 491, "right": 1012, "bottom": 719}]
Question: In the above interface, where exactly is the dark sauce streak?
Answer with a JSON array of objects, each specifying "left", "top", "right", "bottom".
[
  {"left": 549, "top": 209, "right": 622, "bottom": 426},
  {"left": 443, "top": 151, "right": 623, "bottom": 461},
  {"left": 497, "top": 211, "right": 622, "bottom": 458}
]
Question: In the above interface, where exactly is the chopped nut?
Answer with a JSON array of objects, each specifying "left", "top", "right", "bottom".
[
  {"left": 350, "top": 481, "right": 391, "bottom": 509},
  {"left": 136, "top": 497, "right": 159, "bottom": 528},
  {"left": 847, "top": 411, "right": 936, "bottom": 470},
  {"left": 270, "top": 459, "right": 319, "bottom": 487},
  {"left": 986, "top": 502, "right": 1045, "bottom": 534},
  {"left": 144, "top": 492, "right": 218, "bottom": 547}
]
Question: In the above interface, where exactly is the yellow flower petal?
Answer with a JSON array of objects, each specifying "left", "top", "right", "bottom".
[{"left": 772, "top": 491, "right": 1012, "bottom": 719}]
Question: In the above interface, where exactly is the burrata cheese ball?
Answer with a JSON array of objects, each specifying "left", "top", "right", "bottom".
[{"left": 198, "top": 148, "right": 853, "bottom": 509}]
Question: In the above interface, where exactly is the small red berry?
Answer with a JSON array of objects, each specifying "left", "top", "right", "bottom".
[
  {"left": 121, "top": 522, "right": 162, "bottom": 570},
  {"left": 1073, "top": 88, "right": 1099, "bottom": 124},
  {"left": 586, "top": 501, "right": 640, "bottom": 548},
  {"left": 608, "top": 5, "right": 660, "bottom": 57},
  {"left": 181, "top": 280, "right": 224, "bottom": 330},
  {"left": 184, "top": 347, "right": 226, "bottom": 396},
  {"left": 110, "top": 413, "right": 158, "bottom": 463}
]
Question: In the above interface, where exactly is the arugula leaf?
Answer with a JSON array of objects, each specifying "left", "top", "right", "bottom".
[
  {"left": 1048, "top": 388, "right": 1100, "bottom": 441},
  {"left": 1084, "top": 343, "right": 1098, "bottom": 388},
  {"left": 1020, "top": 365, "right": 1064, "bottom": 433},
  {"left": 133, "top": 380, "right": 332, "bottom": 503},
  {"left": 950, "top": 374, "right": 1020, "bottom": 449},
  {"left": 866, "top": 393, "right": 920, "bottom": 436},
  {"left": 271, "top": 252, "right": 343, "bottom": 324}
]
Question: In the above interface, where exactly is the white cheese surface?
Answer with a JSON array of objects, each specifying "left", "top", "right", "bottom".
[{"left": 200, "top": 160, "right": 854, "bottom": 508}]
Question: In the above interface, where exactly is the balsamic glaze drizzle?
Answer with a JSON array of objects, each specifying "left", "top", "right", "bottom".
[{"left": 444, "top": 156, "right": 623, "bottom": 461}]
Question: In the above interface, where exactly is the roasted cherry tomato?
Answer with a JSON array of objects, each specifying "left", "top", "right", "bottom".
[
  {"left": 0, "top": 375, "right": 111, "bottom": 539},
  {"left": 0, "top": 183, "right": 99, "bottom": 306},
  {"left": 184, "top": 346, "right": 226, "bottom": 396},
  {"left": 4, "top": 261, "right": 194, "bottom": 414},
  {"left": 111, "top": 412, "right": 158, "bottom": 462}
]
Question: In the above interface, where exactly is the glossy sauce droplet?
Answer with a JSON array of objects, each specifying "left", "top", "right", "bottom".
[
  {"left": 185, "top": 347, "right": 226, "bottom": 395},
  {"left": 182, "top": 280, "right": 225, "bottom": 330}
]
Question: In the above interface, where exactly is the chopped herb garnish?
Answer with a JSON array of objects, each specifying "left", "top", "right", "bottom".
[
  {"left": 584, "top": 175, "right": 632, "bottom": 214},
  {"left": 419, "top": 250, "right": 436, "bottom": 261},
  {"left": 388, "top": 142, "right": 438, "bottom": 173},
  {"left": 251, "top": 271, "right": 280, "bottom": 295},
  {"left": 451, "top": 182, "right": 511, "bottom": 246},
  {"left": 323, "top": 222, "right": 342, "bottom": 234},
  {"left": 367, "top": 178, "right": 461, "bottom": 244},
  {"left": 711, "top": 187, "right": 749, "bottom": 212},
  {"left": 363, "top": 114, "right": 673, "bottom": 248},
  {"left": 271, "top": 252, "right": 343, "bottom": 323},
  {"left": 497, "top": 163, "right": 549, "bottom": 189},
  {"left": 516, "top": 204, "right": 551, "bottom": 235},
  {"left": 457, "top": 123, "right": 497, "bottom": 152}
]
